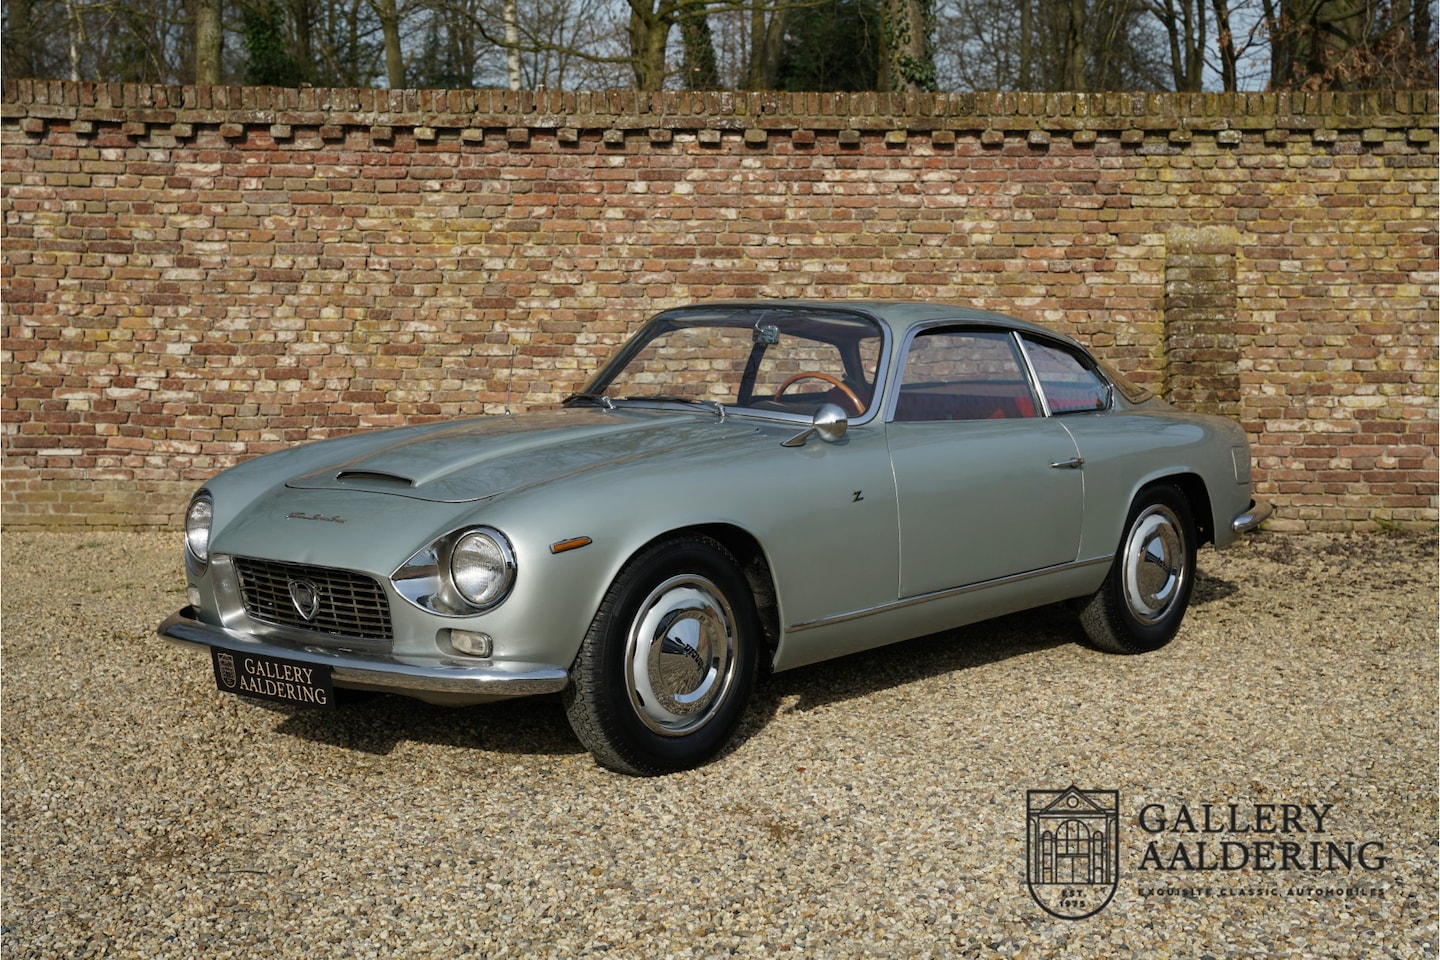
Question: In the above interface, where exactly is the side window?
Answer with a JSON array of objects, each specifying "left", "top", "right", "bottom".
[
  {"left": 1022, "top": 338, "right": 1110, "bottom": 414},
  {"left": 893, "top": 330, "right": 1038, "bottom": 422}
]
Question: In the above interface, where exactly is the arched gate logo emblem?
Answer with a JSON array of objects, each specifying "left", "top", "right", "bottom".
[
  {"left": 1026, "top": 786, "right": 1120, "bottom": 919},
  {"left": 215, "top": 651, "right": 237, "bottom": 689}
]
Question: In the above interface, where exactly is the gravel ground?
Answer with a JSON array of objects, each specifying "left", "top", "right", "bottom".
[{"left": 2, "top": 530, "right": 1436, "bottom": 959}]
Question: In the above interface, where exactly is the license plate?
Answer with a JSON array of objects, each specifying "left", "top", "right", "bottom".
[{"left": 211, "top": 648, "right": 334, "bottom": 708}]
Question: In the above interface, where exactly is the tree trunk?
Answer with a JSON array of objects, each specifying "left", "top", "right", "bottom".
[
  {"left": 1063, "top": 0, "right": 1088, "bottom": 89},
  {"left": 627, "top": 1, "right": 671, "bottom": 91},
  {"left": 504, "top": 0, "right": 522, "bottom": 90},
  {"left": 1186, "top": 0, "right": 1207, "bottom": 90},
  {"left": 371, "top": 0, "right": 405, "bottom": 88},
  {"left": 880, "top": 0, "right": 937, "bottom": 92},
  {"left": 195, "top": 0, "right": 223, "bottom": 84},
  {"left": 1019, "top": 0, "right": 1033, "bottom": 89},
  {"left": 1158, "top": 0, "right": 1187, "bottom": 89},
  {"left": 1260, "top": 0, "right": 1287, "bottom": 85},
  {"left": 5, "top": 0, "right": 36, "bottom": 79},
  {"left": 1415, "top": 0, "right": 1434, "bottom": 56},
  {"left": 290, "top": 0, "right": 316, "bottom": 83},
  {"left": 745, "top": 6, "right": 788, "bottom": 89},
  {"left": 1210, "top": 0, "right": 1239, "bottom": 90}
]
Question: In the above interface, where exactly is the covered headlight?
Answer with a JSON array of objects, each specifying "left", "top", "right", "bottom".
[
  {"left": 449, "top": 528, "right": 516, "bottom": 609},
  {"left": 185, "top": 493, "right": 214, "bottom": 565}
]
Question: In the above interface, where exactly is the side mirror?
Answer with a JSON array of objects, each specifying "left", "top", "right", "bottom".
[{"left": 782, "top": 403, "right": 849, "bottom": 448}]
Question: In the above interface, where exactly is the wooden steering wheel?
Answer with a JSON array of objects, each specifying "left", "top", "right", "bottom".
[{"left": 774, "top": 372, "right": 864, "bottom": 414}]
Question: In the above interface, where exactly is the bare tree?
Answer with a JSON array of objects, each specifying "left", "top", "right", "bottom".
[
  {"left": 2, "top": 0, "right": 197, "bottom": 82},
  {"left": 414, "top": 0, "right": 627, "bottom": 88},
  {"left": 679, "top": 0, "right": 720, "bottom": 86},
  {"left": 1209, "top": 0, "right": 1239, "bottom": 89},
  {"left": 1146, "top": 0, "right": 1208, "bottom": 89},
  {"left": 310, "top": 0, "right": 385, "bottom": 86},
  {"left": 938, "top": 0, "right": 1164, "bottom": 89},
  {"left": 15, "top": 0, "right": 1430, "bottom": 90},
  {"left": 1267, "top": 0, "right": 1437, "bottom": 88}
]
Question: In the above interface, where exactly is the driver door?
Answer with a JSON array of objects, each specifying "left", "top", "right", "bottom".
[{"left": 886, "top": 327, "right": 1085, "bottom": 598}]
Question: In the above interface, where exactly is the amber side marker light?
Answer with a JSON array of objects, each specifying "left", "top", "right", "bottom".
[{"left": 549, "top": 537, "right": 593, "bottom": 555}]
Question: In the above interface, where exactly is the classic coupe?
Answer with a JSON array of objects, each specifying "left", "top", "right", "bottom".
[{"left": 160, "top": 301, "right": 1270, "bottom": 774}]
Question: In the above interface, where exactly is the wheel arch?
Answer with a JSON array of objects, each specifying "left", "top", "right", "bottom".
[
  {"left": 626, "top": 523, "right": 781, "bottom": 670},
  {"left": 1146, "top": 472, "right": 1214, "bottom": 547}
]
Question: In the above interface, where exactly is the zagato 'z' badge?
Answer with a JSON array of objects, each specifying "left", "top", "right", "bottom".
[{"left": 1026, "top": 786, "right": 1119, "bottom": 919}]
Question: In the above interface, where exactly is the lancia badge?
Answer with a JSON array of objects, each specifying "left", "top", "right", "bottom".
[{"left": 288, "top": 578, "right": 322, "bottom": 621}]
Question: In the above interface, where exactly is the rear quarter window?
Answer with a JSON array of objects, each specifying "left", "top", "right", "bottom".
[{"left": 1021, "top": 338, "right": 1111, "bottom": 414}]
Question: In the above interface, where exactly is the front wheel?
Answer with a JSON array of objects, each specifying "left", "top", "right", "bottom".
[
  {"left": 564, "top": 536, "right": 759, "bottom": 775},
  {"left": 1080, "top": 485, "right": 1196, "bottom": 654}
]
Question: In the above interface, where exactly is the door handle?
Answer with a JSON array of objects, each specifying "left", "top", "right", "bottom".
[{"left": 1050, "top": 457, "right": 1085, "bottom": 469}]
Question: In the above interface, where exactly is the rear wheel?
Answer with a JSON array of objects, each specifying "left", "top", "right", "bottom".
[
  {"left": 1080, "top": 485, "right": 1196, "bottom": 654},
  {"left": 564, "top": 535, "right": 759, "bottom": 775}
]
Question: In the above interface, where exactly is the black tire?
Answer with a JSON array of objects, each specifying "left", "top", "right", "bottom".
[
  {"left": 563, "top": 535, "right": 759, "bottom": 775},
  {"left": 1080, "top": 485, "right": 1197, "bottom": 655}
]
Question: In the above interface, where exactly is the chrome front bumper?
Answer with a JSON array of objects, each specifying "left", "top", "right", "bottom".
[
  {"left": 1231, "top": 499, "right": 1274, "bottom": 534},
  {"left": 159, "top": 607, "right": 570, "bottom": 703}
]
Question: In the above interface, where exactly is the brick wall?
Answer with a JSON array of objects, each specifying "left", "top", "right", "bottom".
[{"left": 3, "top": 82, "right": 1436, "bottom": 531}]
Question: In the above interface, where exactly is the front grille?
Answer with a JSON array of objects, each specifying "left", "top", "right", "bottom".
[{"left": 233, "top": 557, "right": 393, "bottom": 643}]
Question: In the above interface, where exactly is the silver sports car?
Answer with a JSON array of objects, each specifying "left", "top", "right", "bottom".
[{"left": 160, "top": 301, "right": 1271, "bottom": 774}]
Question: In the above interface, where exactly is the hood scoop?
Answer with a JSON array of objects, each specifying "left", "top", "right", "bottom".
[{"left": 335, "top": 469, "right": 416, "bottom": 488}]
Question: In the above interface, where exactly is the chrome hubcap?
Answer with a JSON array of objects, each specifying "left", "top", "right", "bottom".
[
  {"left": 1122, "top": 505, "right": 1188, "bottom": 626},
  {"left": 625, "top": 575, "right": 738, "bottom": 737}
]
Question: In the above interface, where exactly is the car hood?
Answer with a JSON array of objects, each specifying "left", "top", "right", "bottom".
[{"left": 283, "top": 408, "right": 757, "bottom": 504}]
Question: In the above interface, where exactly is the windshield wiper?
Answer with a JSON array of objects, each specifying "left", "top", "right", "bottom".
[
  {"left": 562, "top": 392, "right": 614, "bottom": 409},
  {"left": 623, "top": 395, "right": 726, "bottom": 419}
]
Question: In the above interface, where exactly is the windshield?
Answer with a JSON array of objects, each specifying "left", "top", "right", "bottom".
[{"left": 575, "top": 306, "right": 886, "bottom": 419}]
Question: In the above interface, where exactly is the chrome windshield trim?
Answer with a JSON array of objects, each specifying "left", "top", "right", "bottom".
[
  {"left": 602, "top": 399, "right": 876, "bottom": 431},
  {"left": 580, "top": 305, "right": 892, "bottom": 427},
  {"left": 785, "top": 554, "right": 1113, "bottom": 633}
]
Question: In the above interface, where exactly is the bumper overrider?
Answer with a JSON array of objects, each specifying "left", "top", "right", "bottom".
[
  {"left": 159, "top": 606, "right": 570, "bottom": 703},
  {"left": 1231, "top": 499, "right": 1273, "bottom": 535}
]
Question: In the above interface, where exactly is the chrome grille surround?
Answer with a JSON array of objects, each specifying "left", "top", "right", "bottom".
[{"left": 232, "top": 557, "right": 394, "bottom": 643}]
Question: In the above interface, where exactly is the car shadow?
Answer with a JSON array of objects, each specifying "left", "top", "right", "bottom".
[
  {"left": 1190, "top": 568, "right": 1240, "bottom": 606},
  {"left": 734, "top": 604, "right": 1079, "bottom": 744},
  {"left": 263, "top": 568, "right": 1240, "bottom": 763},
  {"left": 266, "top": 691, "right": 585, "bottom": 759},
  {"left": 725, "top": 567, "right": 1241, "bottom": 758}
]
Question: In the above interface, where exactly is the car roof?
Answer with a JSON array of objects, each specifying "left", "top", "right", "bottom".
[{"left": 656, "top": 299, "right": 1076, "bottom": 344}]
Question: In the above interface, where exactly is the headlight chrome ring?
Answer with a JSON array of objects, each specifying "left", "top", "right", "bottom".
[
  {"left": 185, "top": 493, "right": 214, "bottom": 568},
  {"left": 448, "top": 527, "right": 517, "bottom": 610}
]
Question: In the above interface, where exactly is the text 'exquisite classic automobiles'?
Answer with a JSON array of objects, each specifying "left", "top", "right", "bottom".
[{"left": 161, "top": 301, "right": 1271, "bottom": 774}]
